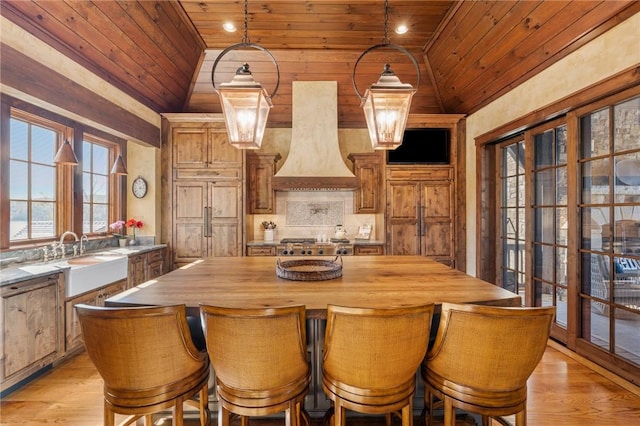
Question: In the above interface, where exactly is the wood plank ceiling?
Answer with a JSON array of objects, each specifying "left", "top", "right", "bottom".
[{"left": 2, "top": 1, "right": 638, "bottom": 131}]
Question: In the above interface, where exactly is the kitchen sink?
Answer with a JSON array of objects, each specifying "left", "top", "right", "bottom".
[
  {"left": 66, "top": 255, "right": 120, "bottom": 265},
  {"left": 55, "top": 254, "right": 128, "bottom": 297}
]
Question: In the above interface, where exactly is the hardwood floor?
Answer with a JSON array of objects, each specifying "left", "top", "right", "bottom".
[{"left": 1, "top": 341, "right": 639, "bottom": 425}]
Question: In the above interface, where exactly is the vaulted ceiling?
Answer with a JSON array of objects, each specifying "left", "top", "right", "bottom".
[{"left": 2, "top": 1, "right": 638, "bottom": 131}]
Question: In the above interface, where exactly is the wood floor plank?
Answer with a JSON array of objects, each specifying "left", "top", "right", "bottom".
[{"left": 1, "top": 342, "right": 639, "bottom": 425}]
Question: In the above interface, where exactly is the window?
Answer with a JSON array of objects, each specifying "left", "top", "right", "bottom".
[
  {"left": 578, "top": 94, "right": 640, "bottom": 365},
  {"left": 5, "top": 108, "right": 124, "bottom": 245},
  {"left": 82, "top": 136, "right": 111, "bottom": 234},
  {"left": 531, "top": 121, "right": 568, "bottom": 329},
  {"left": 499, "top": 138, "right": 526, "bottom": 299},
  {"left": 8, "top": 112, "right": 63, "bottom": 241}
]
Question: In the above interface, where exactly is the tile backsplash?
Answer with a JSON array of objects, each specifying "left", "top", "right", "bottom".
[{"left": 252, "top": 191, "right": 378, "bottom": 241}]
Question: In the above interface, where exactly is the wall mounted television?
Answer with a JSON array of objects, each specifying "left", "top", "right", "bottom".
[{"left": 386, "top": 128, "right": 450, "bottom": 164}]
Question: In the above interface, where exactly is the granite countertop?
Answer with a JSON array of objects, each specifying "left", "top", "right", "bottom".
[{"left": 0, "top": 244, "right": 166, "bottom": 286}]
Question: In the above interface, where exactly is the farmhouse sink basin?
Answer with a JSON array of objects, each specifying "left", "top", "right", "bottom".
[
  {"left": 55, "top": 254, "right": 128, "bottom": 297},
  {"left": 66, "top": 255, "right": 121, "bottom": 265}
]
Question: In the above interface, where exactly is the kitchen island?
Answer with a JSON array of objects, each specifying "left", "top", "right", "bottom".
[
  {"left": 106, "top": 255, "right": 520, "bottom": 316},
  {"left": 106, "top": 255, "right": 521, "bottom": 416}
]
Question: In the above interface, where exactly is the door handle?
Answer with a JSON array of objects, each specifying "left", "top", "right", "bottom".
[{"left": 204, "top": 207, "right": 211, "bottom": 237}]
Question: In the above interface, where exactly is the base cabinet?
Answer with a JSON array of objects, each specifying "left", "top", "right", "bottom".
[
  {"left": 65, "top": 279, "right": 128, "bottom": 353},
  {"left": 1, "top": 273, "right": 64, "bottom": 393},
  {"left": 128, "top": 248, "right": 166, "bottom": 288}
]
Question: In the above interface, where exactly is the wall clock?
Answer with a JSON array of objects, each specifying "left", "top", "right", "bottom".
[{"left": 132, "top": 176, "right": 148, "bottom": 199}]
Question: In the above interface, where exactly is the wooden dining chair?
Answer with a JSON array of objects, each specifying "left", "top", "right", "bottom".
[
  {"left": 199, "top": 304, "right": 311, "bottom": 426},
  {"left": 75, "top": 303, "right": 210, "bottom": 426},
  {"left": 421, "top": 303, "right": 556, "bottom": 426},
  {"left": 322, "top": 304, "right": 435, "bottom": 426}
]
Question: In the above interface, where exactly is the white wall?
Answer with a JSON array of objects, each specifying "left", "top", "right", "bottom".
[{"left": 464, "top": 12, "right": 640, "bottom": 275}]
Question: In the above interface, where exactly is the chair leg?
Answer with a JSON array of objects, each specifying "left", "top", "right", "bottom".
[
  {"left": 385, "top": 412, "right": 393, "bottom": 426},
  {"left": 104, "top": 400, "right": 114, "bottom": 426},
  {"left": 199, "top": 383, "right": 210, "bottom": 426},
  {"left": 402, "top": 403, "right": 413, "bottom": 426},
  {"left": 443, "top": 397, "right": 455, "bottom": 426},
  {"left": 218, "top": 405, "right": 231, "bottom": 426},
  {"left": 334, "top": 400, "right": 347, "bottom": 426},
  {"left": 285, "top": 401, "right": 298, "bottom": 426},
  {"left": 424, "top": 391, "right": 433, "bottom": 426},
  {"left": 515, "top": 407, "right": 526, "bottom": 426},
  {"left": 482, "top": 415, "right": 490, "bottom": 425},
  {"left": 173, "top": 400, "right": 184, "bottom": 426}
]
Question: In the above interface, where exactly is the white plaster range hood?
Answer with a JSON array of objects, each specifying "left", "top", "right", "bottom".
[{"left": 272, "top": 81, "right": 359, "bottom": 191}]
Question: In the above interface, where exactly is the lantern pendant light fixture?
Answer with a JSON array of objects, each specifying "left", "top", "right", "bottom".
[
  {"left": 53, "top": 139, "right": 78, "bottom": 165},
  {"left": 211, "top": 0, "right": 280, "bottom": 149},
  {"left": 352, "top": 0, "right": 420, "bottom": 150}
]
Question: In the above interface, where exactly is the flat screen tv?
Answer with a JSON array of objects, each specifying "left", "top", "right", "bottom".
[{"left": 386, "top": 128, "right": 450, "bottom": 164}]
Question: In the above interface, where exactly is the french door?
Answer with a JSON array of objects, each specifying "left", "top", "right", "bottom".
[{"left": 494, "top": 88, "right": 640, "bottom": 381}]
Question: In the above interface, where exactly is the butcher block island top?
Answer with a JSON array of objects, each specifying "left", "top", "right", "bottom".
[{"left": 106, "top": 256, "right": 521, "bottom": 317}]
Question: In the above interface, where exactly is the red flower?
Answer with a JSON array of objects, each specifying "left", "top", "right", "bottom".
[{"left": 126, "top": 218, "right": 143, "bottom": 229}]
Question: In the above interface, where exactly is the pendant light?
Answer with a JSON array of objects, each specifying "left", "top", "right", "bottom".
[
  {"left": 211, "top": 0, "right": 279, "bottom": 149},
  {"left": 110, "top": 154, "right": 128, "bottom": 175},
  {"left": 53, "top": 139, "right": 78, "bottom": 165},
  {"left": 352, "top": 0, "right": 420, "bottom": 150}
]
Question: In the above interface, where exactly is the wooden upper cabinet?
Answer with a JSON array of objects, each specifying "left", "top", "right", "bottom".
[
  {"left": 247, "top": 152, "right": 281, "bottom": 214},
  {"left": 349, "top": 152, "right": 384, "bottom": 214},
  {"left": 172, "top": 125, "right": 242, "bottom": 171}
]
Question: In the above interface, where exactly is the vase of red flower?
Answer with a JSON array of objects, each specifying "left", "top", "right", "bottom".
[{"left": 126, "top": 218, "right": 143, "bottom": 245}]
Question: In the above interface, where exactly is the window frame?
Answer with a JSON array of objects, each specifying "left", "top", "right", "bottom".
[
  {"left": 7, "top": 109, "right": 68, "bottom": 245},
  {"left": 82, "top": 134, "right": 122, "bottom": 236},
  {"left": 1, "top": 106, "right": 126, "bottom": 249}
]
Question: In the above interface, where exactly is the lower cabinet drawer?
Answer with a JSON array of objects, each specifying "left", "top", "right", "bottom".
[
  {"left": 354, "top": 245, "right": 384, "bottom": 256},
  {"left": 247, "top": 246, "right": 276, "bottom": 256}
]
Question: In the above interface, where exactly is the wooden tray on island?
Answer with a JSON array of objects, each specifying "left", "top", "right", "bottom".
[{"left": 276, "top": 256, "right": 343, "bottom": 281}]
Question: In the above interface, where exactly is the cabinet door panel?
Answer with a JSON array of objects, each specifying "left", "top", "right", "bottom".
[
  {"left": 423, "top": 222, "right": 453, "bottom": 258},
  {"left": 387, "top": 223, "right": 420, "bottom": 255},
  {"left": 173, "top": 128, "right": 208, "bottom": 168},
  {"left": 388, "top": 182, "right": 419, "bottom": 219},
  {"left": 211, "top": 223, "right": 241, "bottom": 257},
  {"left": 65, "top": 289, "right": 99, "bottom": 352},
  {"left": 174, "top": 182, "right": 208, "bottom": 262},
  {"left": 421, "top": 181, "right": 454, "bottom": 259},
  {"left": 210, "top": 183, "right": 240, "bottom": 219},
  {"left": 3, "top": 283, "right": 59, "bottom": 377},
  {"left": 175, "top": 183, "right": 206, "bottom": 220},
  {"left": 210, "top": 128, "right": 242, "bottom": 166},
  {"left": 128, "top": 254, "right": 147, "bottom": 288},
  {"left": 175, "top": 223, "right": 207, "bottom": 260},
  {"left": 422, "top": 183, "right": 452, "bottom": 218}
]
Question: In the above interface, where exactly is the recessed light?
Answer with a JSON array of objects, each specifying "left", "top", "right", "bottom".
[
  {"left": 223, "top": 22, "right": 236, "bottom": 32},
  {"left": 395, "top": 24, "right": 408, "bottom": 35}
]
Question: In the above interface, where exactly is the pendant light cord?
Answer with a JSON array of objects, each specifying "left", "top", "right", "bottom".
[
  {"left": 382, "top": 0, "right": 390, "bottom": 45},
  {"left": 242, "top": 0, "right": 249, "bottom": 44}
]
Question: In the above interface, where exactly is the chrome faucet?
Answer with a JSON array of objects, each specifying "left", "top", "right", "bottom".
[
  {"left": 80, "top": 234, "right": 89, "bottom": 255},
  {"left": 59, "top": 231, "right": 79, "bottom": 258}
]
